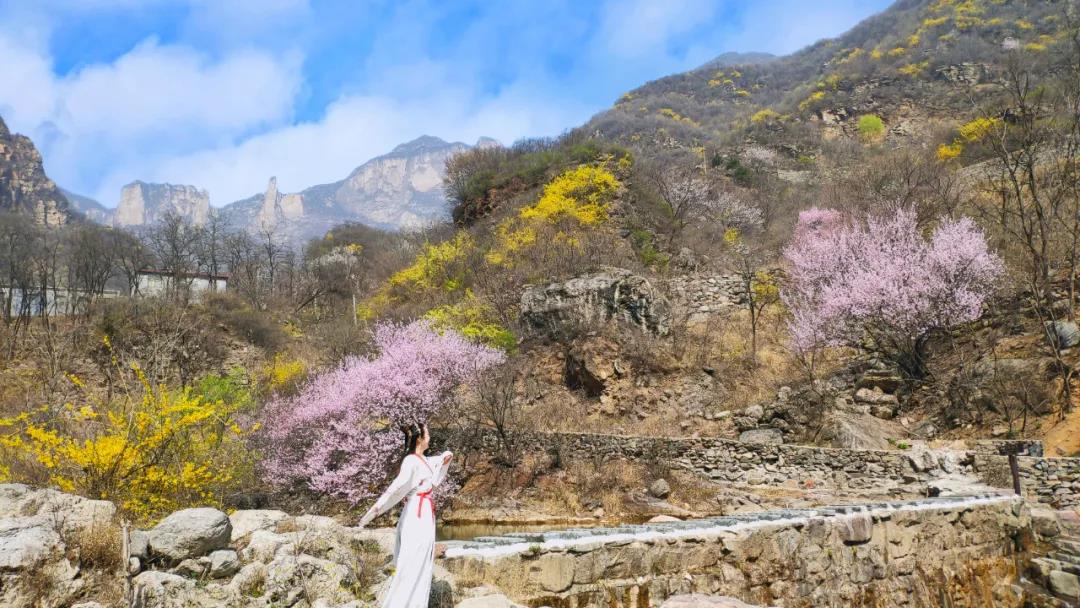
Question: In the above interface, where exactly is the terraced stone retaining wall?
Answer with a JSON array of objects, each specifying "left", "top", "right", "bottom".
[
  {"left": 454, "top": 430, "right": 922, "bottom": 491},
  {"left": 439, "top": 495, "right": 1030, "bottom": 608},
  {"left": 975, "top": 454, "right": 1080, "bottom": 509}
]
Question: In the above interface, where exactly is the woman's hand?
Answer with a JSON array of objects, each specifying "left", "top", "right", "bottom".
[{"left": 442, "top": 452, "right": 453, "bottom": 466}]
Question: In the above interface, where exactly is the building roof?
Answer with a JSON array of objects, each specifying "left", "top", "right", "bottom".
[{"left": 137, "top": 268, "right": 230, "bottom": 280}]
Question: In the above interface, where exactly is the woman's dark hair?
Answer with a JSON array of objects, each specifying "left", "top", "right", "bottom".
[{"left": 401, "top": 422, "right": 428, "bottom": 463}]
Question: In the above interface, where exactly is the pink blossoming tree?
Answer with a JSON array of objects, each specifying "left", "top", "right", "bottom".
[
  {"left": 783, "top": 207, "right": 1003, "bottom": 377},
  {"left": 259, "top": 321, "right": 505, "bottom": 504}
]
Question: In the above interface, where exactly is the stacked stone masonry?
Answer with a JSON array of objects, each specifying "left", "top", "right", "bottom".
[
  {"left": 440, "top": 496, "right": 1031, "bottom": 608},
  {"left": 456, "top": 430, "right": 1080, "bottom": 507},
  {"left": 976, "top": 454, "right": 1080, "bottom": 509}
]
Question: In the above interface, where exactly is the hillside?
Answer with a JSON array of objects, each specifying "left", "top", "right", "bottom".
[
  {"left": 587, "top": 0, "right": 1066, "bottom": 165},
  {"left": 2, "top": 0, "right": 1080, "bottom": 556}
]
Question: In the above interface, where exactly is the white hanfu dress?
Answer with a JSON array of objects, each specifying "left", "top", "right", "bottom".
[{"left": 359, "top": 451, "right": 452, "bottom": 608}]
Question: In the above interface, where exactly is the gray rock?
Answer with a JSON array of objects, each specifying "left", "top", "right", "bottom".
[
  {"left": 229, "top": 509, "right": 289, "bottom": 541},
  {"left": 743, "top": 404, "right": 765, "bottom": 420},
  {"left": 129, "top": 529, "right": 149, "bottom": 559},
  {"left": 0, "top": 515, "right": 62, "bottom": 570},
  {"left": 173, "top": 557, "right": 208, "bottom": 578},
  {"left": 133, "top": 570, "right": 194, "bottom": 598},
  {"left": 0, "top": 483, "right": 116, "bottom": 535},
  {"left": 1048, "top": 320, "right": 1080, "bottom": 349},
  {"left": 521, "top": 268, "right": 671, "bottom": 336},
  {"left": 1050, "top": 570, "right": 1080, "bottom": 598},
  {"left": 853, "top": 388, "right": 898, "bottom": 406},
  {"left": 738, "top": 428, "right": 783, "bottom": 445},
  {"left": 209, "top": 549, "right": 241, "bottom": 578},
  {"left": 148, "top": 507, "right": 231, "bottom": 561},
  {"left": 429, "top": 578, "right": 454, "bottom": 608},
  {"left": 839, "top": 512, "right": 873, "bottom": 544},
  {"left": 907, "top": 446, "right": 938, "bottom": 473},
  {"left": 649, "top": 479, "right": 672, "bottom": 499}
]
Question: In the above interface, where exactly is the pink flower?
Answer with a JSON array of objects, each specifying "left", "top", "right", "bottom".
[
  {"left": 782, "top": 207, "right": 1002, "bottom": 374},
  {"left": 259, "top": 321, "right": 504, "bottom": 504}
]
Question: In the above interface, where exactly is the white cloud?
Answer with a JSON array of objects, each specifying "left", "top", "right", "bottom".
[
  {"left": 0, "top": 33, "right": 303, "bottom": 203},
  {"left": 0, "top": 0, "right": 889, "bottom": 208},
  {"left": 598, "top": 0, "right": 718, "bottom": 59},
  {"left": 133, "top": 82, "right": 592, "bottom": 204}
]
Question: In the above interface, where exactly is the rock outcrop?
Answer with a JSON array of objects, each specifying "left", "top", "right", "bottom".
[
  {"left": 114, "top": 181, "right": 210, "bottom": 227},
  {"left": 0, "top": 484, "right": 396, "bottom": 608},
  {"left": 0, "top": 116, "right": 71, "bottom": 225},
  {"left": 521, "top": 268, "right": 671, "bottom": 336}
]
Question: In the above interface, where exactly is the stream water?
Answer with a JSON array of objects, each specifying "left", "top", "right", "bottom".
[{"left": 436, "top": 521, "right": 607, "bottom": 541}]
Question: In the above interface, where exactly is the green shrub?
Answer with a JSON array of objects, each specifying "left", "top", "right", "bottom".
[{"left": 858, "top": 114, "right": 885, "bottom": 139}]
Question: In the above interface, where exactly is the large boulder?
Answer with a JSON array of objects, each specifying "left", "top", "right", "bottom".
[
  {"left": 0, "top": 515, "right": 62, "bottom": 570},
  {"left": 148, "top": 508, "right": 232, "bottom": 561},
  {"left": 521, "top": 268, "right": 671, "bottom": 336},
  {"left": 738, "top": 428, "right": 783, "bottom": 445},
  {"left": 1047, "top": 320, "right": 1080, "bottom": 349},
  {"left": 819, "top": 412, "right": 909, "bottom": 451},
  {"left": 0, "top": 484, "right": 116, "bottom": 535},
  {"left": 229, "top": 509, "right": 288, "bottom": 542}
]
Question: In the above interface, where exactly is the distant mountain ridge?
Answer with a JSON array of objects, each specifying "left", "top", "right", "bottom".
[
  {"left": 219, "top": 134, "right": 491, "bottom": 243},
  {"left": 60, "top": 135, "right": 493, "bottom": 243}
]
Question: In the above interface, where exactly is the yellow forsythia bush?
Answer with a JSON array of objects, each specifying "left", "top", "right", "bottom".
[{"left": 0, "top": 365, "right": 255, "bottom": 523}]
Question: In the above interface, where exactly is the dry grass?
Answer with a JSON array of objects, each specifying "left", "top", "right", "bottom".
[{"left": 67, "top": 521, "right": 124, "bottom": 572}]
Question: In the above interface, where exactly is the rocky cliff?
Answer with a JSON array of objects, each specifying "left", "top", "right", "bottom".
[
  {"left": 221, "top": 135, "right": 492, "bottom": 243},
  {"left": 114, "top": 181, "right": 210, "bottom": 227},
  {"left": 0, "top": 117, "right": 71, "bottom": 226}
]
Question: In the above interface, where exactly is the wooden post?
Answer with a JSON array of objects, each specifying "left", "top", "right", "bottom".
[{"left": 1008, "top": 453, "right": 1022, "bottom": 495}]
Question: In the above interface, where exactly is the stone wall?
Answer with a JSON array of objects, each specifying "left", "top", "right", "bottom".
[
  {"left": 440, "top": 495, "right": 1030, "bottom": 608},
  {"left": 975, "top": 454, "right": 1080, "bottom": 509},
  {"left": 456, "top": 430, "right": 922, "bottom": 492}
]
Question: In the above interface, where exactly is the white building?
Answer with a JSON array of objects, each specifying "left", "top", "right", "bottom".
[{"left": 134, "top": 269, "right": 228, "bottom": 298}]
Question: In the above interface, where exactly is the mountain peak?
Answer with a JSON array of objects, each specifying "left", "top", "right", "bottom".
[{"left": 389, "top": 135, "right": 452, "bottom": 156}]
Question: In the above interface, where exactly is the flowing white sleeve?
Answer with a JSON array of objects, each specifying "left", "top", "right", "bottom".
[
  {"left": 358, "top": 458, "right": 416, "bottom": 527},
  {"left": 431, "top": 451, "right": 453, "bottom": 486}
]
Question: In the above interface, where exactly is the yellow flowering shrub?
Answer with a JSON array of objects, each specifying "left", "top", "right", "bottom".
[
  {"left": 899, "top": 61, "right": 929, "bottom": 76},
  {"left": 957, "top": 116, "right": 1002, "bottom": 142},
  {"left": 0, "top": 366, "right": 254, "bottom": 523},
  {"left": 489, "top": 166, "right": 619, "bottom": 267},
  {"left": 937, "top": 142, "right": 964, "bottom": 161},
  {"left": 263, "top": 354, "right": 307, "bottom": 392},
  {"left": 751, "top": 108, "right": 781, "bottom": 123},
  {"left": 799, "top": 91, "right": 826, "bottom": 112},
  {"left": 423, "top": 291, "right": 516, "bottom": 351},
  {"left": 520, "top": 166, "right": 618, "bottom": 226},
  {"left": 388, "top": 232, "right": 474, "bottom": 292}
]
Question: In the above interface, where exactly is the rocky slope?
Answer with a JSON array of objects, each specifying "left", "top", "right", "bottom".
[
  {"left": 222, "top": 135, "right": 497, "bottom": 243},
  {"left": 0, "top": 116, "right": 71, "bottom": 225},
  {"left": 586, "top": 0, "right": 1065, "bottom": 161}
]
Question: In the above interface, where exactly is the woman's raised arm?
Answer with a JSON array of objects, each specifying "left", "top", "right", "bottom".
[
  {"left": 431, "top": 451, "right": 453, "bottom": 486},
  {"left": 358, "top": 457, "right": 417, "bottom": 527}
]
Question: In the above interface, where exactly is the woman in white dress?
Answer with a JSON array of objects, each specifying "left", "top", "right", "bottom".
[{"left": 358, "top": 423, "right": 453, "bottom": 608}]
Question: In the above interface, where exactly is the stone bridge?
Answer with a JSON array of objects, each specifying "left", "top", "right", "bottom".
[{"left": 438, "top": 494, "right": 1030, "bottom": 608}]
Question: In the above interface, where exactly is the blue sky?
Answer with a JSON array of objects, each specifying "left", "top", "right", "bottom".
[{"left": 0, "top": 0, "right": 891, "bottom": 206}]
